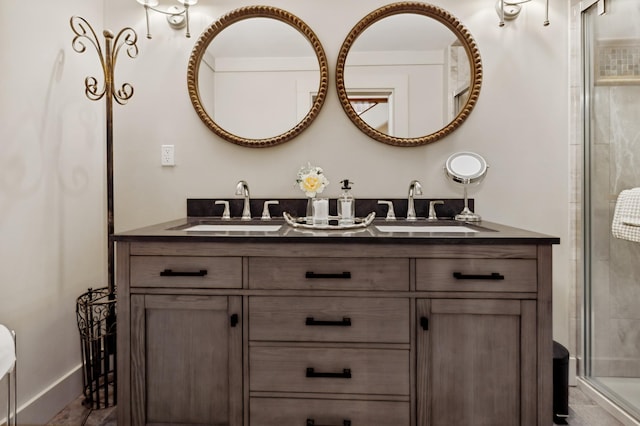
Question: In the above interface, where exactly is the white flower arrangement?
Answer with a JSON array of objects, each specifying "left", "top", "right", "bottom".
[{"left": 296, "top": 162, "right": 329, "bottom": 198}]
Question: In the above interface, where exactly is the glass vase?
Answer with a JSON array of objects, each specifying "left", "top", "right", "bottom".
[{"left": 306, "top": 197, "right": 314, "bottom": 223}]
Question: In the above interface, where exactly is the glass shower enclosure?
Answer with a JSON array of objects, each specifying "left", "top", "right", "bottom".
[{"left": 583, "top": 0, "right": 640, "bottom": 420}]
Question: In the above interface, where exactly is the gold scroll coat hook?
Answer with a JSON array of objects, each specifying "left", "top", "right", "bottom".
[{"left": 70, "top": 16, "right": 139, "bottom": 104}]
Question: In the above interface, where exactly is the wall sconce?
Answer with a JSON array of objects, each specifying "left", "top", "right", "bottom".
[
  {"left": 136, "top": 0, "right": 198, "bottom": 39},
  {"left": 496, "top": 0, "right": 550, "bottom": 27}
]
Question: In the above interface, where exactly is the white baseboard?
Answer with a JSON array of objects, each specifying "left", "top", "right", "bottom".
[
  {"left": 570, "top": 356, "right": 577, "bottom": 386},
  {"left": 578, "top": 377, "right": 640, "bottom": 426},
  {"left": 11, "top": 364, "right": 84, "bottom": 425}
]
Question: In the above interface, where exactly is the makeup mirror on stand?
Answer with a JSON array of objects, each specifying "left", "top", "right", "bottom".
[{"left": 444, "top": 152, "right": 488, "bottom": 221}]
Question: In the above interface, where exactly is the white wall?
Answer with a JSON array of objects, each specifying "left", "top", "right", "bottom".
[
  {"left": 0, "top": 0, "right": 107, "bottom": 422},
  {"left": 0, "top": 0, "right": 571, "bottom": 420}
]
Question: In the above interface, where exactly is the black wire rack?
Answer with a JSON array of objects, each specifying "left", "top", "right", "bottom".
[{"left": 76, "top": 287, "right": 117, "bottom": 409}]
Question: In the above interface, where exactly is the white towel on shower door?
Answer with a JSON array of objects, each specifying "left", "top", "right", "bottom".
[
  {"left": 0, "top": 324, "right": 15, "bottom": 379},
  {"left": 612, "top": 188, "right": 640, "bottom": 242}
]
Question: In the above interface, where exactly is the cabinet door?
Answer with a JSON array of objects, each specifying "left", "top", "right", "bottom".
[
  {"left": 416, "top": 299, "right": 536, "bottom": 426},
  {"left": 130, "top": 294, "right": 242, "bottom": 426}
]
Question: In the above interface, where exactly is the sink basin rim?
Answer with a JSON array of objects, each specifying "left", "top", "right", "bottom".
[
  {"left": 182, "top": 224, "right": 283, "bottom": 232},
  {"left": 375, "top": 224, "right": 479, "bottom": 233}
]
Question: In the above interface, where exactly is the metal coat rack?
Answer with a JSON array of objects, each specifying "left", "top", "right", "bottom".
[{"left": 70, "top": 16, "right": 138, "bottom": 408}]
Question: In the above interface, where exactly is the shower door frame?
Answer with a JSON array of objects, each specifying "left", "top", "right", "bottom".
[
  {"left": 581, "top": 0, "right": 640, "bottom": 421},
  {"left": 581, "top": 0, "right": 598, "bottom": 383}
]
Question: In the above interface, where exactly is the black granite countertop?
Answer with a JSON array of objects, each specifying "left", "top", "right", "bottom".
[
  {"left": 112, "top": 216, "right": 560, "bottom": 245},
  {"left": 112, "top": 198, "right": 559, "bottom": 245}
]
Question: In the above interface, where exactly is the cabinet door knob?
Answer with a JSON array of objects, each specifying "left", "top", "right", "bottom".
[
  {"left": 420, "top": 316, "right": 429, "bottom": 331},
  {"left": 230, "top": 314, "right": 239, "bottom": 327}
]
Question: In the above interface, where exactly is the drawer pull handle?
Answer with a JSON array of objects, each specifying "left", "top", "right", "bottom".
[
  {"left": 305, "top": 271, "right": 351, "bottom": 279},
  {"left": 160, "top": 269, "right": 207, "bottom": 277},
  {"left": 453, "top": 272, "right": 504, "bottom": 280},
  {"left": 305, "top": 317, "right": 352, "bottom": 327},
  {"left": 306, "top": 420, "right": 351, "bottom": 426},
  {"left": 306, "top": 367, "right": 351, "bottom": 379}
]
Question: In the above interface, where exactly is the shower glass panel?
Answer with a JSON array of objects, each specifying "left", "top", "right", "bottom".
[{"left": 583, "top": 0, "right": 640, "bottom": 419}]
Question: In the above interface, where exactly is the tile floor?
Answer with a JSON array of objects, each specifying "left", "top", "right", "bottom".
[
  {"left": 45, "top": 386, "right": 627, "bottom": 426},
  {"left": 46, "top": 395, "right": 115, "bottom": 426}
]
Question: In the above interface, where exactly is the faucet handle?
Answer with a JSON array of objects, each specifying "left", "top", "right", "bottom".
[
  {"left": 411, "top": 180, "right": 423, "bottom": 196},
  {"left": 261, "top": 200, "right": 279, "bottom": 220},
  {"left": 428, "top": 200, "right": 444, "bottom": 221},
  {"left": 235, "top": 180, "right": 249, "bottom": 195},
  {"left": 378, "top": 200, "right": 396, "bottom": 221},
  {"left": 214, "top": 200, "right": 231, "bottom": 220}
]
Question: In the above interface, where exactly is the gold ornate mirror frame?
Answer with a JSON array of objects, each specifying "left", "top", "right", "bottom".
[
  {"left": 187, "top": 6, "right": 329, "bottom": 147},
  {"left": 336, "top": 2, "right": 483, "bottom": 147}
]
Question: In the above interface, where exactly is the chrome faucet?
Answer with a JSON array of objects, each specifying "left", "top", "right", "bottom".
[
  {"left": 407, "top": 180, "right": 423, "bottom": 221},
  {"left": 235, "top": 180, "right": 251, "bottom": 220},
  {"left": 428, "top": 200, "right": 444, "bottom": 221}
]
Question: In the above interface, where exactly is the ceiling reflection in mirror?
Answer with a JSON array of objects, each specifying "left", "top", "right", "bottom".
[
  {"left": 336, "top": 2, "right": 482, "bottom": 147},
  {"left": 187, "top": 6, "right": 328, "bottom": 147}
]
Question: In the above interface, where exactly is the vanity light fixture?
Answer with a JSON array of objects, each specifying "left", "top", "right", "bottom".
[
  {"left": 496, "top": 0, "right": 550, "bottom": 27},
  {"left": 136, "top": 0, "right": 198, "bottom": 39}
]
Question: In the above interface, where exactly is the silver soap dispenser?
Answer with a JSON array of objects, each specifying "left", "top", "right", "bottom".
[{"left": 338, "top": 179, "right": 355, "bottom": 226}]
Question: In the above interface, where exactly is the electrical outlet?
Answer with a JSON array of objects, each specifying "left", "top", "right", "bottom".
[{"left": 161, "top": 145, "right": 175, "bottom": 166}]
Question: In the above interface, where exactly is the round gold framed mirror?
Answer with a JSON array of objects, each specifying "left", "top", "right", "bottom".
[
  {"left": 187, "top": 6, "right": 329, "bottom": 147},
  {"left": 336, "top": 2, "right": 482, "bottom": 147}
]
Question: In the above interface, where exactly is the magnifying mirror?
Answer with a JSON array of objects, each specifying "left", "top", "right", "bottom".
[{"left": 444, "top": 152, "right": 488, "bottom": 221}]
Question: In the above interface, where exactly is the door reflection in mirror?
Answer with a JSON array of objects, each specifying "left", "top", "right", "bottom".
[
  {"left": 344, "top": 13, "right": 458, "bottom": 138},
  {"left": 349, "top": 93, "right": 391, "bottom": 134}
]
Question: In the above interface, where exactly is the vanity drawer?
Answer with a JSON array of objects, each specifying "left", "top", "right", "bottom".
[
  {"left": 249, "top": 296, "right": 409, "bottom": 343},
  {"left": 416, "top": 258, "right": 537, "bottom": 292},
  {"left": 130, "top": 256, "right": 242, "bottom": 288},
  {"left": 249, "top": 346, "right": 409, "bottom": 396},
  {"left": 250, "top": 398, "right": 410, "bottom": 426},
  {"left": 248, "top": 257, "right": 409, "bottom": 291}
]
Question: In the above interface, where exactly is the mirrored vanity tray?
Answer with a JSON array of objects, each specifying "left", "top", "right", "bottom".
[{"left": 283, "top": 212, "right": 376, "bottom": 230}]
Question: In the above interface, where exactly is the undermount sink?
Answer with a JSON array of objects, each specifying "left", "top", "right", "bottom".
[
  {"left": 375, "top": 224, "right": 479, "bottom": 233},
  {"left": 183, "top": 224, "right": 283, "bottom": 232}
]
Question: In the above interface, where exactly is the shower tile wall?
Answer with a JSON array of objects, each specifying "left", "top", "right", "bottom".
[
  {"left": 591, "top": 81, "right": 640, "bottom": 378},
  {"left": 597, "top": 41, "right": 640, "bottom": 80},
  {"left": 448, "top": 44, "right": 470, "bottom": 117}
]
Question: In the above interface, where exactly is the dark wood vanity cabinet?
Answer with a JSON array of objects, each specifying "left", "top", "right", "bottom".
[
  {"left": 116, "top": 240, "right": 553, "bottom": 426},
  {"left": 129, "top": 294, "right": 243, "bottom": 425},
  {"left": 414, "top": 252, "right": 547, "bottom": 426},
  {"left": 248, "top": 263, "right": 411, "bottom": 426},
  {"left": 417, "top": 299, "right": 537, "bottom": 426},
  {"left": 117, "top": 243, "right": 243, "bottom": 426}
]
